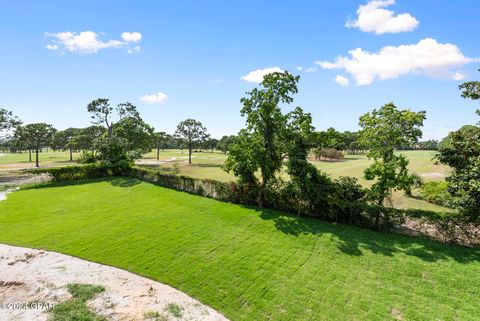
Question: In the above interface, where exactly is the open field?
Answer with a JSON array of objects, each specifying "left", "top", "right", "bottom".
[
  {"left": 0, "top": 178, "right": 478, "bottom": 321},
  {"left": 0, "top": 149, "right": 450, "bottom": 211}
]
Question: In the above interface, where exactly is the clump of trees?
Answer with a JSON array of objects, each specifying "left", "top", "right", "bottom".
[
  {"left": 224, "top": 71, "right": 366, "bottom": 214},
  {"left": 437, "top": 71, "right": 480, "bottom": 220}
]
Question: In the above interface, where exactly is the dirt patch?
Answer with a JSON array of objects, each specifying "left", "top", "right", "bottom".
[
  {"left": 135, "top": 157, "right": 177, "bottom": 165},
  {"left": 418, "top": 172, "right": 446, "bottom": 179},
  {"left": 0, "top": 244, "right": 229, "bottom": 321}
]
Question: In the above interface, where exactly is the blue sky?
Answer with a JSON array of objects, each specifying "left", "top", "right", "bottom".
[{"left": 1, "top": 0, "right": 479, "bottom": 139}]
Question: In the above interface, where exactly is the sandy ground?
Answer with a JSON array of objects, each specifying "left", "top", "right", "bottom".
[
  {"left": 418, "top": 172, "right": 446, "bottom": 179},
  {"left": 0, "top": 244, "right": 229, "bottom": 321},
  {"left": 135, "top": 157, "right": 177, "bottom": 166}
]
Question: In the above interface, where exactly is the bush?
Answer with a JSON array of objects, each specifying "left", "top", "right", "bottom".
[
  {"left": 27, "top": 163, "right": 129, "bottom": 181},
  {"left": 314, "top": 148, "right": 344, "bottom": 161},
  {"left": 76, "top": 152, "right": 97, "bottom": 164},
  {"left": 420, "top": 181, "right": 454, "bottom": 207}
]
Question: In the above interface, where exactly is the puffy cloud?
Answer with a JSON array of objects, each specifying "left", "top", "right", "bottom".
[
  {"left": 121, "top": 32, "right": 142, "bottom": 42},
  {"left": 45, "top": 31, "right": 142, "bottom": 54},
  {"left": 317, "top": 38, "right": 474, "bottom": 85},
  {"left": 335, "top": 75, "right": 350, "bottom": 87},
  {"left": 140, "top": 92, "right": 168, "bottom": 104},
  {"left": 241, "top": 67, "right": 283, "bottom": 83},
  {"left": 346, "top": 0, "right": 419, "bottom": 34}
]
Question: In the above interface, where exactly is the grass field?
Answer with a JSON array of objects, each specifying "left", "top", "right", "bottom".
[
  {"left": 0, "top": 149, "right": 450, "bottom": 211},
  {"left": 0, "top": 178, "right": 478, "bottom": 321}
]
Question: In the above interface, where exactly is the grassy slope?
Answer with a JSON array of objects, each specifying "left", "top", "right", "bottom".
[{"left": 0, "top": 178, "right": 478, "bottom": 321}]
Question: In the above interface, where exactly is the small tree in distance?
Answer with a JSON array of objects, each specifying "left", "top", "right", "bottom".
[
  {"left": 175, "top": 119, "right": 208, "bottom": 164},
  {"left": 20, "top": 123, "right": 56, "bottom": 167},
  {"left": 152, "top": 132, "right": 169, "bottom": 160},
  {"left": 359, "top": 103, "right": 426, "bottom": 228}
]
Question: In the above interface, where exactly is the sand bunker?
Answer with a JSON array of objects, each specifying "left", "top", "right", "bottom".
[{"left": 0, "top": 244, "right": 229, "bottom": 321}]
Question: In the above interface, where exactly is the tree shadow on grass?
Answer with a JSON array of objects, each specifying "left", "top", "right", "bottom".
[
  {"left": 110, "top": 177, "right": 141, "bottom": 187},
  {"left": 252, "top": 207, "right": 480, "bottom": 264},
  {"left": 21, "top": 177, "right": 140, "bottom": 190}
]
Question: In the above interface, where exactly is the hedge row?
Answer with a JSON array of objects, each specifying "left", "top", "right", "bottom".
[{"left": 28, "top": 163, "right": 479, "bottom": 246}]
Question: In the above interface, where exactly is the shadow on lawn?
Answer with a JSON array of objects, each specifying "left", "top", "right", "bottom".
[
  {"left": 254, "top": 207, "right": 480, "bottom": 264},
  {"left": 110, "top": 177, "right": 141, "bottom": 187}
]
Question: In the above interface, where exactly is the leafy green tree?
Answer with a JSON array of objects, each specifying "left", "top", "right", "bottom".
[
  {"left": 314, "top": 127, "right": 345, "bottom": 150},
  {"left": 20, "top": 123, "right": 56, "bottom": 167},
  {"left": 152, "top": 132, "right": 170, "bottom": 160},
  {"left": 436, "top": 74, "right": 480, "bottom": 219},
  {"left": 437, "top": 126, "right": 480, "bottom": 219},
  {"left": 0, "top": 108, "right": 21, "bottom": 138},
  {"left": 71, "top": 126, "right": 105, "bottom": 154},
  {"left": 113, "top": 117, "right": 154, "bottom": 158},
  {"left": 175, "top": 119, "right": 208, "bottom": 164},
  {"left": 87, "top": 99, "right": 140, "bottom": 138},
  {"left": 226, "top": 71, "right": 300, "bottom": 190},
  {"left": 216, "top": 135, "right": 237, "bottom": 153},
  {"left": 51, "top": 130, "right": 68, "bottom": 152},
  {"left": 458, "top": 69, "right": 480, "bottom": 121},
  {"left": 359, "top": 103, "right": 426, "bottom": 228}
]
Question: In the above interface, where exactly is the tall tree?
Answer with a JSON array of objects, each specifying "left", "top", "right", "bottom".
[
  {"left": 175, "top": 119, "right": 208, "bottom": 164},
  {"left": 359, "top": 103, "right": 426, "bottom": 228},
  {"left": 152, "top": 132, "right": 169, "bottom": 160},
  {"left": 216, "top": 135, "right": 237, "bottom": 154},
  {"left": 437, "top": 73, "right": 480, "bottom": 219},
  {"left": 227, "top": 71, "right": 299, "bottom": 189},
  {"left": 87, "top": 99, "right": 140, "bottom": 138},
  {"left": 21, "top": 123, "right": 56, "bottom": 167},
  {"left": 113, "top": 117, "right": 154, "bottom": 158}
]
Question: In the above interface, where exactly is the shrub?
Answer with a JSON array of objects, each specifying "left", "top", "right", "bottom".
[
  {"left": 314, "top": 148, "right": 344, "bottom": 161},
  {"left": 420, "top": 181, "right": 454, "bottom": 207},
  {"left": 27, "top": 163, "right": 128, "bottom": 181},
  {"left": 76, "top": 152, "right": 97, "bottom": 164}
]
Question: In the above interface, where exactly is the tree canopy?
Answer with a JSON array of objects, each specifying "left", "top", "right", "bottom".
[
  {"left": 175, "top": 119, "right": 209, "bottom": 164},
  {"left": 359, "top": 103, "right": 425, "bottom": 227}
]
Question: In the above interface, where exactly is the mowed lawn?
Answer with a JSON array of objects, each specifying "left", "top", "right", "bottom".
[{"left": 0, "top": 179, "right": 478, "bottom": 321}]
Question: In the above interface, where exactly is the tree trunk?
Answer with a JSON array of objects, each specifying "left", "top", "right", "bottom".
[
  {"left": 69, "top": 146, "right": 73, "bottom": 161},
  {"left": 35, "top": 146, "right": 39, "bottom": 168},
  {"left": 157, "top": 148, "right": 160, "bottom": 160},
  {"left": 28, "top": 149, "right": 32, "bottom": 162},
  {"left": 188, "top": 139, "right": 192, "bottom": 164}
]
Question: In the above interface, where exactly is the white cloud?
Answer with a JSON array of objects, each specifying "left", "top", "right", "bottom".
[
  {"left": 121, "top": 32, "right": 142, "bottom": 42},
  {"left": 346, "top": 0, "right": 419, "bottom": 34},
  {"left": 306, "top": 67, "right": 318, "bottom": 73},
  {"left": 128, "top": 46, "right": 141, "bottom": 54},
  {"left": 296, "top": 66, "right": 303, "bottom": 71},
  {"left": 317, "top": 38, "right": 474, "bottom": 85},
  {"left": 241, "top": 67, "right": 283, "bottom": 83},
  {"left": 335, "top": 75, "right": 350, "bottom": 87},
  {"left": 140, "top": 92, "right": 168, "bottom": 104},
  {"left": 45, "top": 31, "right": 142, "bottom": 54}
]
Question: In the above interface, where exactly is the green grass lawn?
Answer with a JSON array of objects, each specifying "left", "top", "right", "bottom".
[
  {"left": 0, "top": 178, "right": 478, "bottom": 321},
  {"left": 0, "top": 150, "right": 81, "bottom": 165}
]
